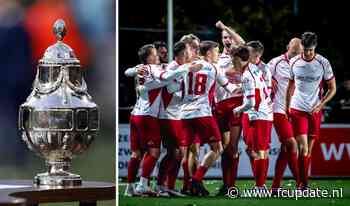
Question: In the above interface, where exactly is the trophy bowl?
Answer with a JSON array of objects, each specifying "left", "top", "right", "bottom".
[{"left": 18, "top": 19, "right": 99, "bottom": 186}]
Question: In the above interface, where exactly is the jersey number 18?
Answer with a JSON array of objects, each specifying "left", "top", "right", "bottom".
[{"left": 188, "top": 72, "right": 207, "bottom": 95}]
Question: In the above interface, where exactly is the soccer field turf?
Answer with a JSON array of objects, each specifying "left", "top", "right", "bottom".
[{"left": 118, "top": 179, "right": 350, "bottom": 206}]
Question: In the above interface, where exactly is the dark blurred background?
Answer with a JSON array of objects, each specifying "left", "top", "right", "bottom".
[
  {"left": 119, "top": 0, "right": 348, "bottom": 124},
  {"left": 0, "top": 1, "right": 115, "bottom": 205}
]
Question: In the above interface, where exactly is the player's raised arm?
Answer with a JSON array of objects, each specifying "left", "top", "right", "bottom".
[{"left": 216, "top": 20, "right": 246, "bottom": 46}]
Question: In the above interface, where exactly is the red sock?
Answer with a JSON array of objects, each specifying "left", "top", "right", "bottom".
[
  {"left": 255, "top": 159, "right": 266, "bottom": 187},
  {"left": 221, "top": 152, "right": 231, "bottom": 186},
  {"left": 264, "top": 158, "right": 269, "bottom": 184},
  {"left": 167, "top": 158, "right": 181, "bottom": 189},
  {"left": 141, "top": 154, "right": 158, "bottom": 179},
  {"left": 192, "top": 165, "right": 208, "bottom": 182},
  {"left": 229, "top": 157, "right": 239, "bottom": 187},
  {"left": 298, "top": 155, "right": 310, "bottom": 187},
  {"left": 287, "top": 152, "right": 300, "bottom": 187},
  {"left": 191, "top": 160, "right": 198, "bottom": 175},
  {"left": 302, "top": 156, "right": 310, "bottom": 186},
  {"left": 157, "top": 153, "right": 171, "bottom": 186},
  {"left": 272, "top": 149, "right": 288, "bottom": 188},
  {"left": 182, "top": 161, "right": 191, "bottom": 189},
  {"left": 127, "top": 157, "right": 141, "bottom": 183}
]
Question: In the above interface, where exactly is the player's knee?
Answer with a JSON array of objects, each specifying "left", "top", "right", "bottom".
[
  {"left": 286, "top": 138, "right": 298, "bottom": 152},
  {"left": 211, "top": 142, "right": 223, "bottom": 156},
  {"left": 232, "top": 144, "right": 239, "bottom": 155},
  {"left": 189, "top": 144, "right": 199, "bottom": 155},
  {"left": 149, "top": 149, "right": 161, "bottom": 158},
  {"left": 299, "top": 144, "right": 308, "bottom": 155},
  {"left": 221, "top": 133, "right": 230, "bottom": 149},
  {"left": 257, "top": 150, "right": 265, "bottom": 159}
]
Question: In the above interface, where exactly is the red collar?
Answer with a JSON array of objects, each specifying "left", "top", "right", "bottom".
[
  {"left": 242, "top": 63, "right": 249, "bottom": 72},
  {"left": 255, "top": 59, "right": 262, "bottom": 65},
  {"left": 283, "top": 52, "right": 290, "bottom": 63}
]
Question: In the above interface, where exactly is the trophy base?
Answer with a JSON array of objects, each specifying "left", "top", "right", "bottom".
[{"left": 34, "top": 172, "right": 82, "bottom": 187}]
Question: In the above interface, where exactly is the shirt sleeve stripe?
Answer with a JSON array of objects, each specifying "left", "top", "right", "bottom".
[
  {"left": 159, "top": 71, "right": 166, "bottom": 80},
  {"left": 222, "top": 81, "right": 229, "bottom": 87},
  {"left": 325, "top": 75, "right": 335, "bottom": 81}
]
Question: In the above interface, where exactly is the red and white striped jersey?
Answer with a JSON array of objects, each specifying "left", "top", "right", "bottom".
[
  {"left": 256, "top": 60, "right": 272, "bottom": 93},
  {"left": 217, "top": 53, "right": 233, "bottom": 70},
  {"left": 241, "top": 63, "right": 273, "bottom": 121},
  {"left": 181, "top": 59, "right": 240, "bottom": 119},
  {"left": 289, "top": 53, "right": 334, "bottom": 112},
  {"left": 131, "top": 64, "right": 165, "bottom": 117},
  {"left": 216, "top": 53, "right": 243, "bottom": 103},
  {"left": 158, "top": 60, "right": 184, "bottom": 120},
  {"left": 268, "top": 53, "right": 290, "bottom": 114},
  {"left": 131, "top": 64, "right": 188, "bottom": 117}
]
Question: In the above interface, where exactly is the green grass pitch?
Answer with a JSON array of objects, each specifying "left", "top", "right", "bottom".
[{"left": 118, "top": 179, "right": 350, "bottom": 206}]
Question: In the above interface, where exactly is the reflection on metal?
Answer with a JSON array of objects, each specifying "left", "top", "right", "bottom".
[
  {"left": 167, "top": 0, "right": 173, "bottom": 61},
  {"left": 18, "top": 19, "right": 100, "bottom": 187}
]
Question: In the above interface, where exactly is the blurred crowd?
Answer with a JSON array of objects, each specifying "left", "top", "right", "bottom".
[{"left": 0, "top": 0, "right": 115, "bottom": 165}]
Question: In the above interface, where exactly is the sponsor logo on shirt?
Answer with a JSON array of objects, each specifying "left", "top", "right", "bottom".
[{"left": 295, "top": 75, "right": 321, "bottom": 82}]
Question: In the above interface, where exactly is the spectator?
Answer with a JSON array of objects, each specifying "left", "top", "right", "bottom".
[{"left": 153, "top": 41, "right": 168, "bottom": 63}]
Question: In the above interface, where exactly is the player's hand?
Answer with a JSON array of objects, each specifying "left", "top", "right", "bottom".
[
  {"left": 233, "top": 108, "right": 240, "bottom": 117},
  {"left": 136, "top": 85, "right": 147, "bottom": 94},
  {"left": 215, "top": 20, "right": 226, "bottom": 30},
  {"left": 311, "top": 103, "right": 324, "bottom": 114},
  {"left": 189, "top": 63, "right": 203, "bottom": 72},
  {"left": 233, "top": 83, "right": 242, "bottom": 93},
  {"left": 136, "top": 65, "right": 148, "bottom": 76}
]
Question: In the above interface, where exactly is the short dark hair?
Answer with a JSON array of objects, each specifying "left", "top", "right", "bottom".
[
  {"left": 153, "top": 41, "right": 167, "bottom": 50},
  {"left": 173, "top": 41, "right": 187, "bottom": 57},
  {"left": 199, "top": 41, "right": 219, "bottom": 56},
  {"left": 301, "top": 32, "right": 317, "bottom": 48},
  {"left": 246, "top": 40, "right": 264, "bottom": 54},
  {"left": 231, "top": 46, "right": 250, "bottom": 62},
  {"left": 138, "top": 44, "right": 155, "bottom": 64}
]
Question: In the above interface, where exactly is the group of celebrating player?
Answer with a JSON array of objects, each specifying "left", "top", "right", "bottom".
[{"left": 123, "top": 20, "right": 337, "bottom": 197}]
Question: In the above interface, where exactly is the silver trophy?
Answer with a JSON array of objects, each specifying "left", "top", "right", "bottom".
[{"left": 18, "top": 19, "right": 99, "bottom": 186}]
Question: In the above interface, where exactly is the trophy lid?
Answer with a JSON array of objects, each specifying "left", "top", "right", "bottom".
[{"left": 39, "top": 19, "right": 80, "bottom": 65}]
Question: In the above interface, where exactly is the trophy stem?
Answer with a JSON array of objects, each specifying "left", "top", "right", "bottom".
[
  {"left": 47, "top": 160, "right": 71, "bottom": 175},
  {"left": 33, "top": 160, "right": 82, "bottom": 187}
]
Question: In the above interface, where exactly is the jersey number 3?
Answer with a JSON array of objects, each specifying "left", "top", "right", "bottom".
[{"left": 188, "top": 72, "right": 207, "bottom": 95}]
